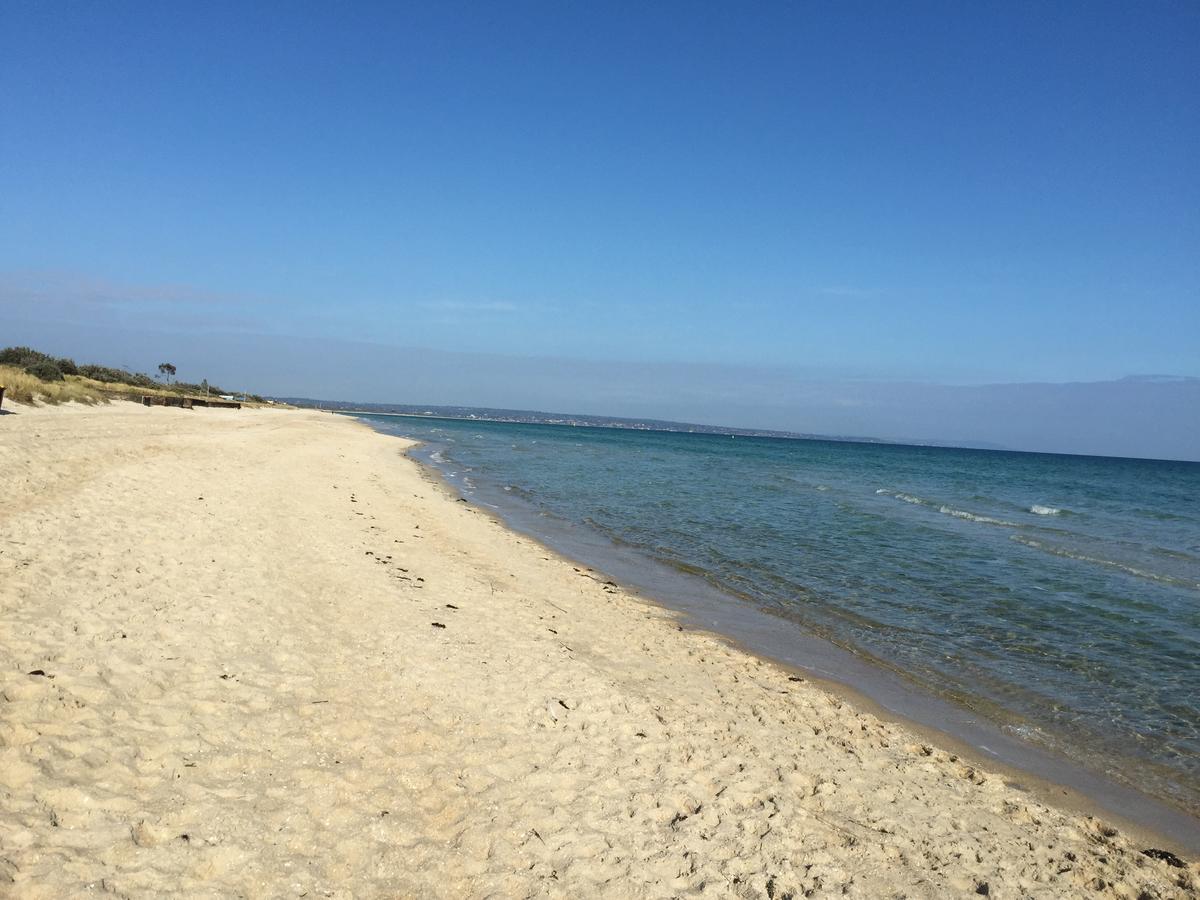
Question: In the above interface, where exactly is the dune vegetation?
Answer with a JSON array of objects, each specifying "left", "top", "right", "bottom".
[
  {"left": 0, "top": 364, "right": 107, "bottom": 406},
  {"left": 0, "top": 346, "right": 268, "bottom": 407}
]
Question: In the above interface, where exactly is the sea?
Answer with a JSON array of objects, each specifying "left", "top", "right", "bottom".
[{"left": 354, "top": 413, "right": 1200, "bottom": 830}]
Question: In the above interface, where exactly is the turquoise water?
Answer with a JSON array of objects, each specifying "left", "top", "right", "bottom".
[{"left": 357, "top": 414, "right": 1200, "bottom": 815}]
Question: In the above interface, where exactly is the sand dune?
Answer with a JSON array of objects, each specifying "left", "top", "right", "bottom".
[{"left": 0, "top": 403, "right": 1195, "bottom": 897}]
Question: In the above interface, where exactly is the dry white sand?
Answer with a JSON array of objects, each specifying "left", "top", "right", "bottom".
[{"left": 0, "top": 402, "right": 1195, "bottom": 898}]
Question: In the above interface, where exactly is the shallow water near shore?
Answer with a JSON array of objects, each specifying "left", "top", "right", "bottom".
[{"left": 353, "top": 413, "right": 1200, "bottom": 840}]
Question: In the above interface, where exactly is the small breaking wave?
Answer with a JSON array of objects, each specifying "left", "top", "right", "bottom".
[
  {"left": 877, "top": 490, "right": 1019, "bottom": 526},
  {"left": 938, "top": 506, "right": 1020, "bottom": 527},
  {"left": 875, "top": 489, "right": 926, "bottom": 505},
  {"left": 1030, "top": 505, "right": 1063, "bottom": 516},
  {"left": 1011, "top": 535, "right": 1200, "bottom": 590}
]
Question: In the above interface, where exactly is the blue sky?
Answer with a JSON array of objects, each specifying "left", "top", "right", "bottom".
[{"left": 1, "top": 2, "right": 1197, "bottom": 453}]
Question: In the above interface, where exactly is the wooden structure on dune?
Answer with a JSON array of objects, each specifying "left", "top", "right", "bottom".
[{"left": 140, "top": 395, "right": 241, "bottom": 410}]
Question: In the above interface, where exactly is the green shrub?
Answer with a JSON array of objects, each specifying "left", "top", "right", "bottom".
[
  {"left": 77, "top": 364, "right": 156, "bottom": 387},
  {"left": 56, "top": 357, "right": 79, "bottom": 376},
  {"left": 77, "top": 363, "right": 126, "bottom": 383},
  {"left": 24, "top": 359, "right": 64, "bottom": 381},
  {"left": 0, "top": 346, "right": 53, "bottom": 368}
]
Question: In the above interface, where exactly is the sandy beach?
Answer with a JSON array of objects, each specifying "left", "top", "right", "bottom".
[{"left": 0, "top": 403, "right": 1195, "bottom": 898}]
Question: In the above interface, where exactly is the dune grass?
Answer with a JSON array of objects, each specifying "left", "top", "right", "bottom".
[
  {"left": 0, "top": 365, "right": 109, "bottom": 406},
  {"left": 0, "top": 367, "right": 282, "bottom": 410},
  {"left": 1, "top": 346, "right": 281, "bottom": 410},
  {"left": 70, "top": 375, "right": 173, "bottom": 401}
]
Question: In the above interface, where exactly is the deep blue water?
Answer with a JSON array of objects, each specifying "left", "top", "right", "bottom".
[{"left": 357, "top": 414, "right": 1200, "bottom": 815}]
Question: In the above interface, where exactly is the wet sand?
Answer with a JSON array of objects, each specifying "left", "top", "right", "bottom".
[{"left": 1, "top": 403, "right": 1195, "bottom": 897}]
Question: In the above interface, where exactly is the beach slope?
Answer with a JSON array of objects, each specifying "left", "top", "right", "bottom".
[{"left": 0, "top": 404, "right": 1194, "bottom": 897}]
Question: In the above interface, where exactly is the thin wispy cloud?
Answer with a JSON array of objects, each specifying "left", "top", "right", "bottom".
[
  {"left": 813, "top": 286, "right": 881, "bottom": 300},
  {"left": 0, "top": 270, "right": 252, "bottom": 308},
  {"left": 0, "top": 270, "right": 277, "bottom": 332},
  {"left": 417, "top": 300, "right": 524, "bottom": 314}
]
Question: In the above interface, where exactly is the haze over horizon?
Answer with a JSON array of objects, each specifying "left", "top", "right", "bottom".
[
  {"left": 2, "top": 3, "right": 1197, "bottom": 459},
  {"left": 5, "top": 315, "right": 1198, "bottom": 462}
]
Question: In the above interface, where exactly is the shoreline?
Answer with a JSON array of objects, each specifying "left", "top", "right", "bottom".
[
  {"left": 390, "top": 423, "right": 1200, "bottom": 856},
  {"left": 352, "top": 408, "right": 1200, "bottom": 820},
  {"left": 2, "top": 402, "right": 1196, "bottom": 896}
]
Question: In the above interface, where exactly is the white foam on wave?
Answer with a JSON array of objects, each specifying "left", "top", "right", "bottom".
[
  {"left": 875, "top": 488, "right": 923, "bottom": 503},
  {"left": 938, "top": 506, "right": 1020, "bottom": 527},
  {"left": 1030, "top": 505, "right": 1062, "bottom": 516},
  {"left": 880, "top": 489, "right": 1020, "bottom": 527}
]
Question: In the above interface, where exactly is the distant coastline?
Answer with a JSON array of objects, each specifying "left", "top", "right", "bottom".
[{"left": 275, "top": 397, "right": 1011, "bottom": 452}]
